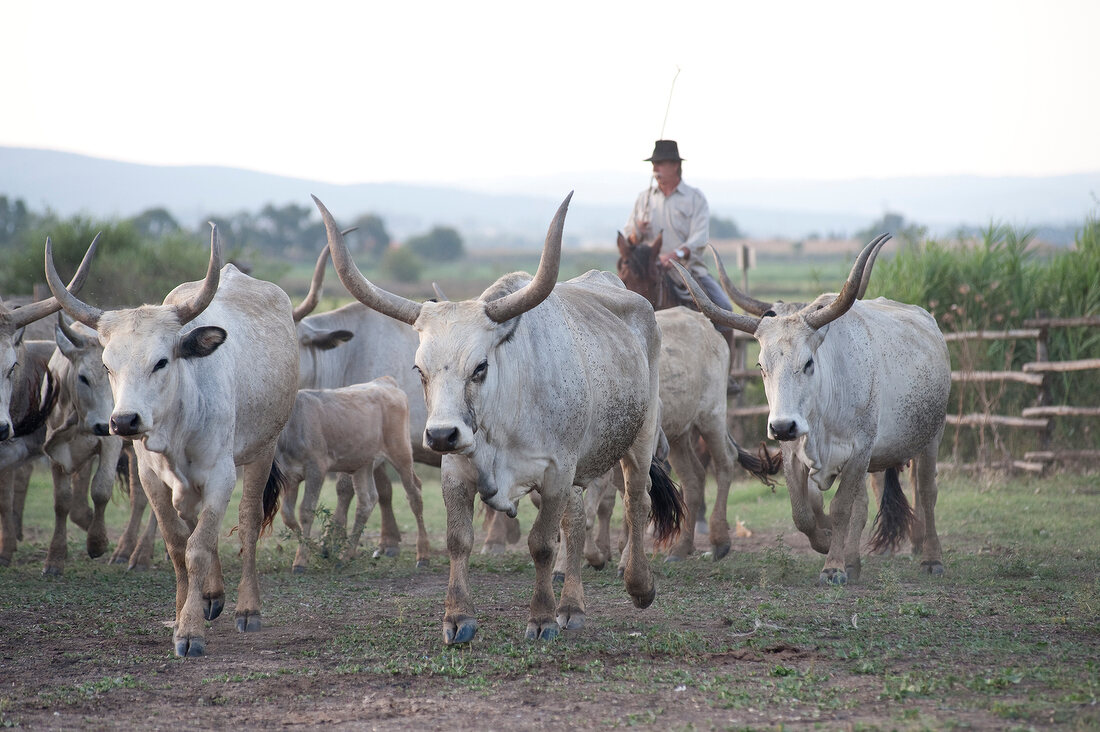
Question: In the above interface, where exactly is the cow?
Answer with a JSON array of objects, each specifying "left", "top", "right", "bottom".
[
  {"left": 293, "top": 246, "right": 436, "bottom": 561},
  {"left": 38, "top": 315, "right": 125, "bottom": 574},
  {"left": 315, "top": 192, "right": 684, "bottom": 644},
  {"left": 276, "top": 377, "right": 427, "bottom": 572},
  {"left": 673, "top": 235, "right": 950, "bottom": 585},
  {"left": 45, "top": 225, "right": 298, "bottom": 657}
]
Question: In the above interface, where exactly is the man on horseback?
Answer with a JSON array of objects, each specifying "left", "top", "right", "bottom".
[{"left": 623, "top": 140, "right": 740, "bottom": 393}]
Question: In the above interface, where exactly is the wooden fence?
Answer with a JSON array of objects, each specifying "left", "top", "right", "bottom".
[{"left": 728, "top": 315, "right": 1100, "bottom": 474}]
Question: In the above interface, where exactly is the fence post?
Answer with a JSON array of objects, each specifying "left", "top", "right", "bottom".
[{"left": 1034, "top": 310, "right": 1054, "bottom": 457}]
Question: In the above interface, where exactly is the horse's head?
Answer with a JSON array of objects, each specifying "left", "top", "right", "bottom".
[{"left": 616, "top": 232, "right": 665, "bottom": 309}]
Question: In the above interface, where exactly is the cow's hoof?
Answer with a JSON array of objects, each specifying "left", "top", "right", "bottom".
[
  {"left": 845, "top": 563, "right": 862, "bottom": 583},
  {"left": 86, "top": 535, "right": 108, "bottom": 559},
  {"left": 587, "top": 559, "right": 606, "bottom": 571},
  {"left": 665, "top": 554, "right": 686, "bottom": 563},
  {"left": 203, "top": 595, "right": 224, "bottom": 621},
  {"left": 235, "top": 613, "right": 262, "bottom": 633},
  {"left": 556, "top": 607, "right": 585, "bottom": 631},
  {"left": 416, "top": 558, "right": 430, "bottom": 569},
  {"left": 42, "top": 565, "right": 62, "bottom": 576},
  {"left": 373, "top": 546, "right": 400, "bottom": 559},
  {"left": 175, "top": 637, "right": 205, "bottom": 657},
  {"left": 712, "top": 543, "right": 731, "bottom": 561},
  {"left": 0, "top": 556, "right": 9, "bottom": 568},
  {"left": 127, "top": 562, "right": 150, "bottom": 572},
  {"left": 616, "top": 566, "right": 625, "bottom": 579},
  {"left": 443, "top": 617, "right": 477, "bottom": 645},
  {"left": 921, "top": 560, "right": 944, "bottom": 576},
  {"left": 480, "top": 543, "right": 506, "bottom": 556},
  {"left": 291, "top": 565, "right": 306, "bottom": 575},
  {"left": 109, "top": 554, "right": 129, "bottom": 565},
  {"left": 552, "top": 571, "right": 565, "bottom": 584},
  {"left": 695, "top": 519, "right": 709, "bottom": 536},
  {"left": 525, "top": 620, "right": 560, "bottom": 641},
  {"left": 818, "top": 568, "right": 848, "bottom": 586},
  {"left": 630, "top": 586, "right": 656, "bottom": 610}
]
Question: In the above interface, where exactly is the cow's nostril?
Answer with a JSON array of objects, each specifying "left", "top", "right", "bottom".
[
  {"left": 0, "top": 423, "right": 10, "bottom": 441},
  {"left": 93, "top": 423, "right": 110, "bottom": 437},
  {"left": 425, "top": 426, "right": 461, "bottom": 452},
  {"left": 110, "top": 412, "right": 142, "bottom": 436}
]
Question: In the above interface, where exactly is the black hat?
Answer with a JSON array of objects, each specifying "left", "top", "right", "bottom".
[{"left": 644, "top": 140, "right": 683, "bottom": 162}]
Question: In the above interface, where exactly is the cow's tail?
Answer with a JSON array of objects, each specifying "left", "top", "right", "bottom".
[
  {"left": 647, "top": 457, "right": 685, "bottom": 547},
  {"left": 13, "top": 369, "right": 57, "bottom": 437},
  {"left": 868, "top": 466, "right": 913, "bottom": 554},
  {"left": 729, "top": 435, "right": 783, "bottom": 489},
  {"left": 260, "top": 458, "right": 288, "bottom": 537}
]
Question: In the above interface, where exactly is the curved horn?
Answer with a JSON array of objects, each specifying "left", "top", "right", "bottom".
[
  {"left": 56, "top": 312, "right": 85, "bottom": 348},
  {"left": 173, "top": 223, "right": 223, "bottom": 325},
  {"left": 43, "top": 233, "right": 105, "bottom": 329},
  {"left": 431, "top": 282, "right": 449, "bottom": 302},
  {"left": 312, "top": 195, "right": 422, "bottom": 326},
  {"left": 855, "top": 232, "right": 891, "bottom": 299},
  {"left": 670, "top": 261, "right": 760, "bottom": 334},
  {"left": 483, "top": 192, "right": 571, "bottom": 323},
  {"left": 804, "top": 234, "right": 892, "bottom": 330},
  {"left": 708, "top": 244, "right": 770, "bottom": 316},
  {"left": 293, "top": 245, "right": 331, "bottom": 322}
]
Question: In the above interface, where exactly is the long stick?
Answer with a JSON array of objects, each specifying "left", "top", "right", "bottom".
[{"left": 643, "top": 66, "right": 683, "bottom": 230}]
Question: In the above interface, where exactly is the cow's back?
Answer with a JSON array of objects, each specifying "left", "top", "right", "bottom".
[
  {"left": 654, "top": 307, "right": 728, "bottom": 440},
  {"left": 166, "top": 265, "right": 298, "bottom": 465}
]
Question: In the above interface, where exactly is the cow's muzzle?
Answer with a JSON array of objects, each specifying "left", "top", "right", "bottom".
[
  {"left": 0, "top": 422, "right": 10, "bottom": 441},
  {"left": 425, "top": 426, "right": 461, "bottom": 453},
  {"left": 110, "top": 412, "right": 143, "bottom": 437},
  {"left": 92, "top": 422, "right": 110, "bottom": 437},
  {"left": 768, "top": 419, "right": 802, "bottom": 441}
]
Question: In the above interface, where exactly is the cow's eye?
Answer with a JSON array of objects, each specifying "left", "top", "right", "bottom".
[
  {"left": 413, "top": 365, "right": 427, "bottom": 385},
  {"left": 78, "top": 374, "right": 90, "bottom": 386},
  {"left": 5, "top": 362, "right": 15, "bottom": 379},
  {"left": 153, "top": 358, "right": 168, "bottom": 372},
  {"left": 103, "top": 363, "right": 111, "bottom": 375},
  {"left": 803, "top": 358, "right": 814, "bottom": 374},
  {"left": 471, "top": 360, "right": 488, "bottom": 383},
  {"left": 756, "top": 362, "right": 767, "bottom": 378}
]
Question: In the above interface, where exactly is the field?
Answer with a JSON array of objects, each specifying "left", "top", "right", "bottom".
[{"left": 1, "top": 466, "right": 1098, "bottom": 730}]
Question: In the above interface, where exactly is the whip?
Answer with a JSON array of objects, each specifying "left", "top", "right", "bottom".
[{"left": 642, "top": 66, "right": 682, "bottom": 231}]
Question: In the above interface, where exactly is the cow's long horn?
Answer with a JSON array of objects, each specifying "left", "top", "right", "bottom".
[
  {"left": 803, "top": 233, "right": 892, "bottom": 330},
  {"left": 293, "top": 245, "right": 331, "bottom": 322},
  {"left": 670, "top": 261, "right": 761, "bottom": 334},
  {"left": 855, "top": 232, "right": 891, "bottom": 300},
  {"left": 56, "top": 313, "right": 85, "bottom": 348},
  {"left": 484, "top": 192, "right": 571, "bottom": 323},
  {"left": 708, "top": 244, "right": 770, "bottom": 316},
  {"left": 312, "top": 195, "right": 422, "bottom": 326},
  {"left": 43, "top": 233, "right": 105, "bottom": 329},
  {"left": 174, "top": 223, "right": 223, "bottom": 325}
]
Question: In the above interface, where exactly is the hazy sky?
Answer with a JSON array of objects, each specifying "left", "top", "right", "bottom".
[{"left": 6, "top": 0, "right": 1098, "bottom": 186}]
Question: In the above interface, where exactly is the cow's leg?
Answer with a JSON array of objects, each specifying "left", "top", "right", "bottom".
[
  {"left": 819, "top": 459, "right": 869, "bottom": 586},
  {"left": 667, "top": 435, "right": 704, "bottom": 561},
  {"left": 87, "top": 440, "right": 122, "bottom": 559},
  {"left": 372, "top": 466, "right": 402, "bottom": 559},
  {"left": 584, "top": 472, "right": 615, "bottom": 569},
  {"left": 68, "top": 462, "right": 94, "bottom": 531},
  {"left": 908, "top": 466, "right": 927, "bottom": 556},
  {"left": 525, "top": 470, "right": 573, "bottom": 640},
  {"left": 441, "top": 454, "right": 478, "bottom": 644},
  {"left": 135, "top": 455, "right": 194, "bottom": 653},
  {"left": 234, "top": 448, "right": 276, "bottom": 636},
  {"left": 785, "top": 452, "right": 831, "bottom": 554},
  {"left": 481, "top": 508, "right": 521, "bottom": 555},
  {"left": 12, "top": 461, "right": 31, "bottom": 541},
  {"left": 329, "top": 473, "right": 354, "bottom": 556},
  {"left": 700, "top": 428, "right": 736, "bottom": 561},
  {"left": 112, "top": 455, "right": 145, "bottom": 565},
  {"left": 555, "top": 485, "right": 586, "bottom": 633},
  {"left": 391, "top": 458, "right": 430, "bottom": 568},
  {"left": 291, "top": 466, "right": 321, "bottom": 573},
  {"left": 845, "top": 476, "right": 870, "bottom": 582},
  {"left": 202, "top": 531, "right": 225, "bottom": 622},
  {"left": 128, "top": 457, "right": 158, "bottom": 571},
  {"left": 280, "top": 478, "right": 302, "bottom": 536},
  {"left": 344, "top": 465, "right": 379, "bottom": 562},
  {"left": 0, "top": 468, "right": 14, "bottom": 566},
  {"left": 43, "top": 462, "right": 73, "bottom": 574},
  {"left": 913, "top": 430, "right": 944, "bottom": 575}
]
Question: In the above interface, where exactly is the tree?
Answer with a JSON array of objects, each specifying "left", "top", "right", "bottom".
[
  {"left": 710, "top": 215, "right": 743, "bottom": 239},
  {"left": 352, "top": 213, "right": 391, "bottom": 258},
  {"left": 406, "top": 226, "right": 465, "bottom": 262},
  {"left": 130, "top": 207, "right": 181, "bottom": 239},
  {"left": 856, "top": 211, "right": 927, "bottom": 244},
  {"left": 381, "top": 246, "right": 422, "bottom": 283},
  {"left": 0, "top": 196, "right": 38, "bottom": 247}
]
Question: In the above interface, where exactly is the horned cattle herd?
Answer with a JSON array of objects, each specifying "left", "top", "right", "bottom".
[{"left": 0, "top": 193, "right": 949, "bottom": 658}]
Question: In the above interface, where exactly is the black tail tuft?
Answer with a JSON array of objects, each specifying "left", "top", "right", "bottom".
[
  {"left": 261, "top": 458, "right": 287, "bottom": 536},
  {"left": 647, "top": 457, "right": 685, "bottom": 547},
  {"left": 14, "top": 369, "right": 58, "bottom": 437},
  {"left": 731, "top": 436, "right": 784, "bottom": 489},
  {"left": 868, "top": 466, "right": 913, "bottom": 554}
]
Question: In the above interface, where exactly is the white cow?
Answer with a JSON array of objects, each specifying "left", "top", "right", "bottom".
[
  {"left": 276, "top": 377, "right": 427, "bottom": 572},
  {"left": 316, "top": 193, "right": 684, "bottom": 644},
  {"left": 41, "top": 316, "right": 125, "bottom": 574},
  {"left": 46, "top": 225, "right": 298, "bottom": 657},
  {"left": 674, "top": 235, "right": 950, "bottom": 584},
  {"left": 293, "top": 246, "right": 437, "bottom": 560}
]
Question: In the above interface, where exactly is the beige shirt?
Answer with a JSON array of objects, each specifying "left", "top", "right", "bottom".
[{"left": 624, "top": 180, "right": 710, "bottom": 275}]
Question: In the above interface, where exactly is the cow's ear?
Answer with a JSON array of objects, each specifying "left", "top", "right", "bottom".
[
  {"left": 13, "top": 327, "right": 25, "bottom": 347},
  {"left": 177, "top": 326, "right": 227, "bottom": 359},
  {"left": 55, "top": 323, "right": 83, "bottom": 359},
  {"left": 493, "top": 314, "right": 521, "bottom": 346},
  {"left": 303, "top": 328, "right": 354, "bottom": 351}
]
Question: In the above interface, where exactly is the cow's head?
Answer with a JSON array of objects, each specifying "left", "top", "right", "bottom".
[
  {"left": 45, "top": 226, "right": 225, "bottom": 447},
  {"left": 0, "top": 242, "right": 98, "bottom": 441},
  {"left": 616, "top": 232, "right": 664, "bottom": 309},
  {"left": 672, "top": 235, "right": 891, "bottom": 441},
  {"left": 53, "top": 315, "right": 114, "bottom": 436},
  {"left": 313, "top": 193, "right": 570, "bottom": 456}
]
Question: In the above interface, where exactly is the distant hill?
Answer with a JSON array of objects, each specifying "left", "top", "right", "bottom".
[{"left": 2, "top": 146, "right": 1096, "bottom": 247}]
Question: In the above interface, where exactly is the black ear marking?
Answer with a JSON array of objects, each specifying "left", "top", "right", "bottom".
[{"left": 178, "top": 326, "right": 227, "bottom": 359}]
